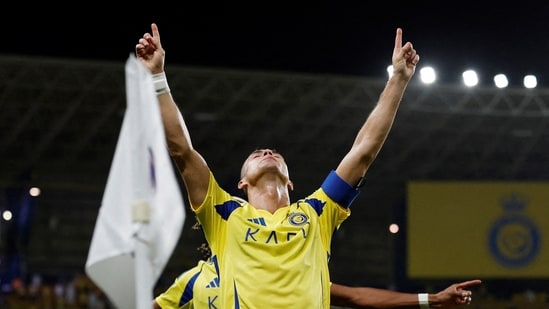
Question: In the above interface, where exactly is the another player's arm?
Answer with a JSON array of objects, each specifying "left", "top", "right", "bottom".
[{"left": 330, "top": 279, "right": 481, "bottom": 308}]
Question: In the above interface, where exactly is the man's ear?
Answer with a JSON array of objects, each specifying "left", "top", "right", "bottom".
[
  {"left": 238, "top": 179, "right": 247, "bottom": 190},
  {"left": 287, "top": 180, "right": 294, "bottom": 191}
]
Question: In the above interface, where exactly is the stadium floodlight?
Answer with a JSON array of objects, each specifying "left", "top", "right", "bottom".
[
  {"left": 523, "top": 75, "right": 537, "bottom": 89},
  {"left": 419, "top": 66, "right": 436, "bottom": 84},
  {"left": 493, "top": 74, "right": 508, "bottom": 88},
  {"left": 462, "top": 70, "right": 479, "bottom": 87}
]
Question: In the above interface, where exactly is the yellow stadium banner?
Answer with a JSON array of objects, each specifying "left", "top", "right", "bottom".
[{"left": 407, "top": 181, "right": 549, "bottom": 279}]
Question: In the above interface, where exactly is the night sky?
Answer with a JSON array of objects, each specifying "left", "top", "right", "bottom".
[{"left": 2, "top": 2, "right": 548, "bottom": 86}]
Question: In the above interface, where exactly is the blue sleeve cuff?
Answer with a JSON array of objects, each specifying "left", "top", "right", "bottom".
[{"left": 321, "top": 170, "right": 360, "bottom": 208}]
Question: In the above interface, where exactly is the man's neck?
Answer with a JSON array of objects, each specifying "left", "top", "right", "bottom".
[{"left": 247, "top": 184, "right": 290, "bottom": 213}]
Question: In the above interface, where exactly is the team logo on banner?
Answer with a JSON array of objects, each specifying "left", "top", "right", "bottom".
[{"left": 488, "top": 193, "right": 540, "bottom": 267}]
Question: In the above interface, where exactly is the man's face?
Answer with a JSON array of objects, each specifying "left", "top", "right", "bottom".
[{"left": 241, "top": 149, "right": 289, "bottom": 180}]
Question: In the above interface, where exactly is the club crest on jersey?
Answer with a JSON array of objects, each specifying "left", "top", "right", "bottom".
[{"left": 288, "top": 212, "right": 309, "bottom": 226}]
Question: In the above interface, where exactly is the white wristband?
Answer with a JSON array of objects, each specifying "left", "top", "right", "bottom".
[
  {"left": 418, "top": 293, "right": 429, "bottom": 309},
  {"left": 152, "top": 72, "right": 170, "bottom": 95}
]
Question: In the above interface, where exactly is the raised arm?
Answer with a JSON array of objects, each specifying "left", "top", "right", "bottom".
[
  {"left": 135, "top": 23, "right": 210, "bottom": 209},
  {"left": 330, "top": 279, "right": 481, "bottom": 308},
  {"left": 335, "top": 28, "right": 419, "bottom": 187}
]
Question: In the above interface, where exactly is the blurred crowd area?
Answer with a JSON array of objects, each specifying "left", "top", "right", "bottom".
[
  {"left": 1, "top": 273, "right": 548, "bottom": 309},
  {"left": 0, "top": 272, "right": 111, "bottom": 309}
]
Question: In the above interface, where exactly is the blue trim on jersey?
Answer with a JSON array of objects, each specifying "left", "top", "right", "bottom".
[
  {"left": 234, "top": 280, "right": 240, "bottom": 308},
  {"left": 321, "top": 170, "right": 360, "bottom": 208},
  {"left": 215, "top": 200, "right": 242, "bottom": 220},
  {"left": 211, "top": 255, "right": 220, "bottom": 280},
  {"left": 304, "top": 198, "right": 326, "bottom": 216},
  {"left": 179, "top": 270, "right": 200, "bottom": 306}
]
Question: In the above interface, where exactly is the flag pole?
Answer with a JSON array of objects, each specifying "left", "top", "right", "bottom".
[{"left": 133, "top": 199, "right": 154, "bottom": 309}]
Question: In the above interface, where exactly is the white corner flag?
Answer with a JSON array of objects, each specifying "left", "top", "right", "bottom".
[{"left": 85, "top": 55, "right": 185, "bottom": 309}]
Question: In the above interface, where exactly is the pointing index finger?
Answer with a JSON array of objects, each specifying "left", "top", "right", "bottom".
[
  {"left": 456, "top": 279, "right": 482, "bottom": 289},
  {"left": 151, "top": 23, "right": 161, "bottom": 46},
  {"left": 394, "top": 27, "right": 403, "bottom": 50}
]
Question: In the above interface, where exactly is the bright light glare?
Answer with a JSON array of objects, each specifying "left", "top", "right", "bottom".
[
  {"left": 384, "top": 65, "right": 538, "bottom": 88},
  {"left": 29, "top": 187, "right": 41, "bottom": 197},
  {"left": 2, "top": 210, "right": 13, "bottom": 221},
  {"left": 523, "top": 75, "right": 537, "bottom": 88},
  {"left": 389, "top": 223, "right": 399, "bottom": 234},
  {"left": 386, "top": 65, "right": 393, "bottom": 79},
  {"left": 462, "top": 70, "right": 479, "bottom": 87},
  {"left": 494, "top": 74, "right": 508, "bottom": 88},
  {"left": 419, "top": 66, "right": 436, "bottom": 84}
]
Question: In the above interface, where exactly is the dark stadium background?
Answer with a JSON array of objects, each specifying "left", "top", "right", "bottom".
[{"left": 1, "top": 2, "right": 548, "bottom": 308}]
